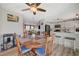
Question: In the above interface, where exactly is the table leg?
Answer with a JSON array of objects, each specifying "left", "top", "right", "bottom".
[{"left": 31, "top": 48, "right": 37, "bottom": 56}]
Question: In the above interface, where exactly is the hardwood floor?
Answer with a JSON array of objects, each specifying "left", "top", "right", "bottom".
[
  {"left": 52, "top": 44, "right": 75, "bottom": 56},
  {"left": 0, "top": 44, "right": 78, "bottom": 56},
  {"left": 0, "top": 47, "right": 17, "bottom": 56}
]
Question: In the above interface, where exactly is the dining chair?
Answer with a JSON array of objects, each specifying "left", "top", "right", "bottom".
[
  {"left": 16, "top": 37, "right": 31, "bottom": 55},
  {"left": 35, "top": 37, "right": 53, "bottom": 56},
  {"left": 45, "top": 37, "right": 53, "bottom": 55}
]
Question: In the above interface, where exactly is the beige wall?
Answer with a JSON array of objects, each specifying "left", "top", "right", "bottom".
[
  {"left": 0, "top": 8, "right": 23, "bottom": 35},
  {"left": 0, "top": 9, "right": 2, "bottom": 35}
]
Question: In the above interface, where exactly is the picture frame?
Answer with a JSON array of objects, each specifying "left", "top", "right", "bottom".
[{"left": 7, "top": 14, "right": 19, "bottom": 22}]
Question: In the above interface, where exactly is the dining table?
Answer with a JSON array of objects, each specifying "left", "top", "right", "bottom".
[{"left": 23, "top": 40, "right": 43, "bottom": 55}]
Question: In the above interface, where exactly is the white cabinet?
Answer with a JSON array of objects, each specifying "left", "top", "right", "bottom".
[
  {"left": 59, "top": 37, "right": 64, "bottom": 45},
  {"left": 75, "top": 34, "right": 79, "bottom": 50},
  {"left": 75, "top": 40, "right": 79, "bottom": 49},
  {"left": 55, "top": 33, "right": 65, "bottom": 45},
  {"left": 64, "top": 39, "right": 74, "bottom": 49},
  {"left": 54, "top": 32, "right": 78, "bottom": 50}
]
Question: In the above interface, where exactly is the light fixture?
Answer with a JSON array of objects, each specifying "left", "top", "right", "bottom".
[
  {"left": 30, "top": 6, "right": 37, "bottom": 12},
  {"left": 22, "top": 3, "right": 46, "bottom": 15}
]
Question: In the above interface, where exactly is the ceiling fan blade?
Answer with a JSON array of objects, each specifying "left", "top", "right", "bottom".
[
  {"left": 33, "top": 12, "right": 36, "bottom": 15},
  {"left": 31, "top": 3, "right": 35, "bottom": 6},
  {"left": 25, "top": 3, "right": 31, "bottom": 6},
  {"left": 36, "top": 3, "right": 41, "bottom": 7},
  {"left": 22, "top": 8, "right": 30, "bottom": 11},
  {"left": 37, "top": 8, "right": 46, "bottom": 12}
]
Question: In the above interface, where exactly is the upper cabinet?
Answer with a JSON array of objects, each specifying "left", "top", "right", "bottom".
[{"left": 51, "top": 17, "right": 79, "bottom": 33}]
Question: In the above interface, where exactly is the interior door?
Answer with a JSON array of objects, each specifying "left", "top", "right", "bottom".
[{"left": 45, "top": 25, "right": 50, "bottom": 36}]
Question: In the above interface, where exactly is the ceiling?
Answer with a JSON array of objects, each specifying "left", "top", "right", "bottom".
[{"left": 0, "top": 3, "right": 79, "bottom": 24}]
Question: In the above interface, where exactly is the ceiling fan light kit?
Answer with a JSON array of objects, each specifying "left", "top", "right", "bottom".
[{"left": 22, "top": 3, "right": 46, "bottom": 15}]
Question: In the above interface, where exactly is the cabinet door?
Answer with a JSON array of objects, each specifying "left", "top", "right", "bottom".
[{"left": 64, "top": 39, "right": 74, "bottom": 49}]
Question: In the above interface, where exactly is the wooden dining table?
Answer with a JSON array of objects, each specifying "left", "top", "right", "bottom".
[{"left": 23, "top": 40, "right": 43, "bottom": 55}]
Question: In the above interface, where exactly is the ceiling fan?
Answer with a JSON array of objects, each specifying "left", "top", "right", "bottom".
[{"left": 22, "top": 3, "right": 46, "bottom": 15}]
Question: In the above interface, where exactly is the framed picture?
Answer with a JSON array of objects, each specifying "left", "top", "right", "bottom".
[{"left": 7, "top": 14, "right": 19, "bottom": 22}]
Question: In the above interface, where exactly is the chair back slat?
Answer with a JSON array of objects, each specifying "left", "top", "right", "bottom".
[
  {"left": 45, "top": 37, "right": 53, "bottom": 56},
  {"left": 16, "top": 37, "right": 22, "bottom": 55}
]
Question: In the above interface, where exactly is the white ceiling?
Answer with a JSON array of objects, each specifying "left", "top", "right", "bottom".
[{"left": 0, "top": 3, "right": 79, "bottom": 23}]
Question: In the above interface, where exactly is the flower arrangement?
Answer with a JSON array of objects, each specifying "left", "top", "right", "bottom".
[{"left": 29, "top": 30, "right": 36, "bottom": 35}]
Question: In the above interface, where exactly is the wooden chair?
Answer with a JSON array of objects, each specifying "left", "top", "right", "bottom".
[
  {"left": 16, "top": 37, "right": 31, "bottom": 55},
  {"left": 45, "top": 37, "right": 53, "bottom": 55},
  {"left": 35, "top": 36, "right": 53, "bottom": 56}
]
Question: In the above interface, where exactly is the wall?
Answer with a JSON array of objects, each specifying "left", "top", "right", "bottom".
[
  {"left": 0, "top": 9, "right": 2, "bottom": 35},
  {"left": 0, "top": 8, "right": 23, "bottom": 35}
]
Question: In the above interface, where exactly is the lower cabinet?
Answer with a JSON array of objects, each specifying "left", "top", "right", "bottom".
[{"left": 64, "top": 39, "right": 74, "bottom": 49}]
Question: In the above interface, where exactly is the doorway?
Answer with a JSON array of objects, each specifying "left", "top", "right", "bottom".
[{"left": 45, "top": 25, "right": 50, "bottom": 36}]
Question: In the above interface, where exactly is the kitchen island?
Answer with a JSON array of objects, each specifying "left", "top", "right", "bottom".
[{"left": 54, "top": 32, "right": 79, "bottom": 51}]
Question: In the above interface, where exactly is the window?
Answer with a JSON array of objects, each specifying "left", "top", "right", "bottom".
[
  {"left": 26, "top": 25, "right": 34, "bottom": 31},
  {"left": 30, "top": 26, "right": 34, "bottom": 30},
  {"left": 26, "top": 26, "right": 30, "bottom": 31}
]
